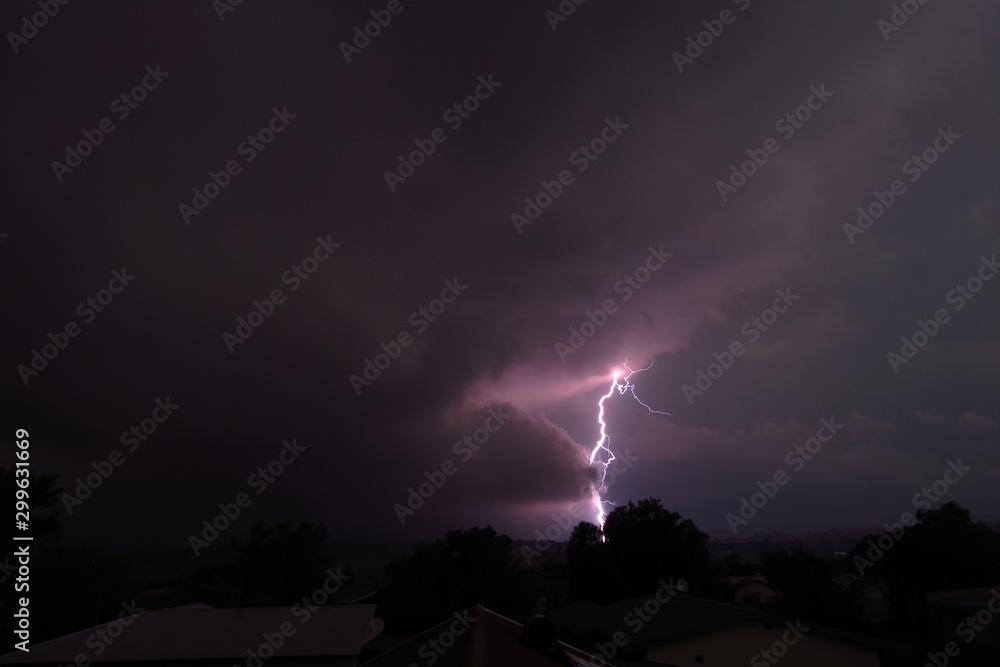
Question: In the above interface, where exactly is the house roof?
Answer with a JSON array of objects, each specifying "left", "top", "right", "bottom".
[
  {"left": 0, "top": 604, "right": 378, "bottom": 663},
  {"left": 731, "top": 579, "right": 777, "bottom": 593},
  {"left": 549, "top": 593, "right": 898, "bottom": 656},
  {"left": 832, "top": 574, "right": 885, "bottom": 599},
  {"left": 928, "top": 587, "right": 1000, "bottom": 610},
  {"left": 550, "top": 594, "right": 762, "bottom": 654},
  {"left": 361, "top": 605, "right": 612, "bottom": 667}
]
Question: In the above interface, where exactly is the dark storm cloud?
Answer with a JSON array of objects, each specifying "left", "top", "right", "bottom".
[{"left": 2, "top": 0, "right": 998, "bottom": 547}]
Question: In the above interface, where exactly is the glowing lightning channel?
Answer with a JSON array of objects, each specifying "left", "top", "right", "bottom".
[{"left": 589, "top": 358, "right": 670, "bottom": 533}]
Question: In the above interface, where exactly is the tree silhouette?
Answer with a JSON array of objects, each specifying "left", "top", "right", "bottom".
[
  {"left": 228, "top": 520, "right": 332, "bottom": 605},
  {"left": 379, "top": 525, "right": 528, "bottom": 632},
  {"left": 0, "top": 465, "right": 111, "bottom": 644},
  {"left": 172, "top": 520, "right": 336, "bottom": 607},
  {"left": 0, "top": 539, "right": 138, "bottom": 644},
  {"left": 849, "top": 502, "right": 1000, "bottom": 634},
  {"left": 566, "top": 498, "right": 714, "bottom": 602},
  {"left": 719, "top": 553, "right": 760, "bottom": 577},
  {"left": 566, "top": 520, "right": 617, "bottom": 601},
  {"left": 760, "top": 550, "right": 863, "bottom": 629}
]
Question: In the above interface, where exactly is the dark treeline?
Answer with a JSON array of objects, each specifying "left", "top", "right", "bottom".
[{"left": 4, "top": 464, "right": 1000, "bottom": 649}]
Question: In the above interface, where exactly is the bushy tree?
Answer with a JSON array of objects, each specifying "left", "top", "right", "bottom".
[
  {"left": 172, "top": 520, "right": 336, "bottom": 607},
  {"left": 849, "top": 502, "right": 1000, "bottom": 634},
  {"left": 761, "top": 550, "right": 863, "bottom": 628},
  {"left": 228, "top": 520, "right": 332, "bottom": 605},
  {"left": 380, "top": 525, "right": 528, "bottom": 632},
  {"left": 567, "top": 498, "right": 713, "bottom": 602}
]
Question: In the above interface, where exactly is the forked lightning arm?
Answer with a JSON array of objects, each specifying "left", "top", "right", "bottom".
[{"left": 588, "top": 359, "right": 669, "bottom": 531}]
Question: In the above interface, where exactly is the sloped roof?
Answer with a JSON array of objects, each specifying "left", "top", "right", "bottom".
[
  {"left": 362, "top": 605, "right": 612, "bottom": 667},
  {"left": 731, "top": 579, "right": 777, "bottom": 594},
  {"left": 928, "top": 587, "right": 1000, "bottom": 610},
  {"left": 0, "top": 604, "right": 378, "bottom": 663},
  {"left": 550, "top": 594, "right": 761, "bottom": 654},
  {"left": 549, "top": 593, "right": 896, "bottom": 656}
]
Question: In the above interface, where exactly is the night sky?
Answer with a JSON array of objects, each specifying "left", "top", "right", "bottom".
[{"left": 3, "top": 0, "right": 999, "bottom": 552}]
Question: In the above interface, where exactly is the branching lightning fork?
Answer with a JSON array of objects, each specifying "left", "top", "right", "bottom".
[{"left": 589, "top": 359, "right": 669, "bottom": 531}]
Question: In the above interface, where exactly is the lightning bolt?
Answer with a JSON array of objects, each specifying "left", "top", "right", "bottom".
[{"left": 589, "top": 358, "right": 669, "bottom": 533}]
